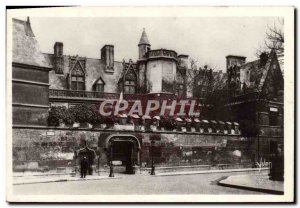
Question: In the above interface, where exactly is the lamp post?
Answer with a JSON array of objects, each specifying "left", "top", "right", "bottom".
[
  {"left": 150, "top": 140, "right": 155, "bottom": 175},
  {"left": 109, "top": 141, "right": 114, "bottom": 177}
]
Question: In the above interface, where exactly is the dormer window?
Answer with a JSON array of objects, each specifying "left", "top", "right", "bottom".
[
  {"left": 71, "top": 62, "right": 85, "bottom": 90},
  {"left": 93, "top": 77, "right": 105, "bottom": 93}
]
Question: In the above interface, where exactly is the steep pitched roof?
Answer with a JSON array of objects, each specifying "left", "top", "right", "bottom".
[
  {"left": 240, "top": 49, "right": 279, "bottom": 92},
  {"left": 138, "top": 28, "right": 150, "bottom": 45},
  {"left": 45, "top": 53, "right": 124, "bottom": 93},
  {"left": 12, "top": 18, "right": 51, "bottom": 68}
]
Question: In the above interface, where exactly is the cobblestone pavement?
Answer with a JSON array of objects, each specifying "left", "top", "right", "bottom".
[{"left": 13, "top": 171, "right": 268, "bottom": 195}]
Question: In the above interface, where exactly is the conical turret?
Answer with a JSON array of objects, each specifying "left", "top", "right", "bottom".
[{"left": 138, "top": 28, "right": 151, "bottom": 59}]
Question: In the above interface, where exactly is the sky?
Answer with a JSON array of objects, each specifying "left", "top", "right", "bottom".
[{"left": 27, "top": 16, "right": 281, "bottom": 71}]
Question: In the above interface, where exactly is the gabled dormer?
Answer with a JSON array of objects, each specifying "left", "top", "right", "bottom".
[
  {"left": 68, "top": 56, "right": 87, "bottom": 90},
  {"left": 118, "top": 59, "right": 138, "bottom": 94}
]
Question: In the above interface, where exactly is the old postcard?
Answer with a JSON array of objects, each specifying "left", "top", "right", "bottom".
[{"left": 6, "top": 6, "right": 294, "bottom": 202}]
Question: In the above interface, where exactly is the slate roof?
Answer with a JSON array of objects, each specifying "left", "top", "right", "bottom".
[
  {"left": 138, "top": 28, "right": 150, "bottom": 45},
  {"left": 12, "top": 18, "right": 51, "bottom": 68},
  {"left": 44, "top": 53, "right": 124, "bottom": 93},
  {"left": 240, "top": 49, "right": 277, "bottom": 91}
]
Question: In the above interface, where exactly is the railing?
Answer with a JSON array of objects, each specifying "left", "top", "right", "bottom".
[
  {"left": 49, "top": 89, "right": 145, "bottom": 100},
  {"left": 146, "top": 49, "right": 178, "bottom": 60}
]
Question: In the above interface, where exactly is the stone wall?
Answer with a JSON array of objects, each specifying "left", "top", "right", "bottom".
[{"left": 12, "top": 127, "right": 263, "bottom": 172}]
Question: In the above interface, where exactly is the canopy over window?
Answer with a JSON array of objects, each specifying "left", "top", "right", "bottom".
[
  {"left": 210, "top": 120, "right": 217, "bottom": 124},
  {"left": 201, "top": 120, "right": 209, "bottom": 123},
  {"left": 218, "top": 121, "right": 225, "bottom": 125}
]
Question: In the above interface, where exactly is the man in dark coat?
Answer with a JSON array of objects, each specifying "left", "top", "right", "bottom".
[{"left": 80, "top": 156, "right": 89, "bottom": 178}]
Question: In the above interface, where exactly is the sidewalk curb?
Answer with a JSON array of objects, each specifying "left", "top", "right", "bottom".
[
  {"left": 13, "top": 176, "right": 121, "bottom": 185},
  {"left": 154, "top": 168, "right": 269, "bottom": 176},
  {"left": 218, "top": 179, "right": 284, "bottom": 195}
]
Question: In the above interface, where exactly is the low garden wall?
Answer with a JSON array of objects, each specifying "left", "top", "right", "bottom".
[{"left": 12, "top": 127, "right": 262, "bottom": 172}]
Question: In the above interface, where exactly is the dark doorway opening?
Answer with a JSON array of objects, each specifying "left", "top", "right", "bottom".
[{"left": 108, "top": 136, "right": 140, "bottom": 174}]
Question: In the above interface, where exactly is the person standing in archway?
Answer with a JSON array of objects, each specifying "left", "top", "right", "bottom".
[{"left": 80, "top": 156, "right": 89, "bottom": 178}]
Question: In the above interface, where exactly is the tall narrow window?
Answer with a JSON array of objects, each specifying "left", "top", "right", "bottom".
[
  {"left": 269, "top": 107, "right": 278, "bottom": 126},
  {"left": 124, "top": 69, "right": 137, "bottom": 94},
  {"left": 71, "top": 63, "right": 85, "bottom": 90},
  {"left": 176, "top": 84, "right": 184, "bottom": 97},
  {"left": 124, "top": 80, "right": 136, "bottom": 94}
]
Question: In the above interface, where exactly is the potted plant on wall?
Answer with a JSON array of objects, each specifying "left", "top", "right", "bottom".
[
  {"left": 63, "top": 109, "right": 75, "bottom": 128},
  {"left": 48, "top": 106, "right": 67, "bottom": 127},
  {"left": 73, "top": 104, "right": 92, "bottom": 128},
  {"left": 160, "top": 116, "right": 175, "bottom": 131},
  {"left": 102, "top": 115, "right": 115, "bottom": 129},
  {"left": 89, "top": 105, "right": 102, "bottom": 129}
]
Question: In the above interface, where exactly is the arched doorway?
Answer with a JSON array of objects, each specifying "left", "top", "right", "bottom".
[{"left": 106, "top": 135, "right": 140, "bottom": 174}]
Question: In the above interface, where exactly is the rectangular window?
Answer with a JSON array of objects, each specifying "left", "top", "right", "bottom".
[
  {"left": 269, "top": 111, "right": 278, "bottom": 126},
  {"left": 77, "top": 77, "right": 84, "bottom": 82},
  {"left": 71, "top": 82, "right": 77, "bottom": 90},
  {"left": 95, "top": 84, "right": 104, "bottom": 92},
  {"left": 78, "top": 82, "right": 85, "bottom": 91}
]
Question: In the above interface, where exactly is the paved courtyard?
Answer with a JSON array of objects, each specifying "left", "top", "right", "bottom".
[{"left": 14, "top": 172, "right": 268, "bottom": 195}]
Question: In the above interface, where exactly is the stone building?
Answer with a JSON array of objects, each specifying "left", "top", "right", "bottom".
[
  {"left": 12, "top": 18, "right": 51, "bottom": 127},
  {"left": 11, "top": 17, "right": 283, "bottom": 174},
  {"left": 45, "top": 28, "right": 195, "bottom": 109},
  {"left": 222, "top": 50, "right": 284, "bottom": 159}
]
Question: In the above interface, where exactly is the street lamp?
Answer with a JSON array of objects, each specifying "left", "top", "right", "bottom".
[
  {"left": 150, "top": 140, "right": 155, "bottom": 175},
  {"left": 109, "top": 141, "right": 114, "bottom": 177}
]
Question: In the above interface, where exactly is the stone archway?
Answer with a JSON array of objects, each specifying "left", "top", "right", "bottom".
[{"left": 106, "top": 134, "right": 141, "bottom": 174}]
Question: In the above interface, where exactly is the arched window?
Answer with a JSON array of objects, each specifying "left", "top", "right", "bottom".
[
  {"left": 71, "top": 63, "right": 85, "bottom": 90},
  {"left": 93, "top": 77, "right": 105, "bottom": 92}
]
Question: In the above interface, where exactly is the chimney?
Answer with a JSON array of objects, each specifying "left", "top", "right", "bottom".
[
  {"left": 101, "top": 45, "right": 114, "bottom": 72},
  {"left": 226, "top": 55, "right": 246, "bottom": 70},
  {"left": 54, "top": 42, "right": 63, "bottom": 57},
  {"left": 53, "top": 42, "right": 64, "bottom": 74},
  {"left": 178, "top": 54, "right": 189, "bottom": 68}
]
